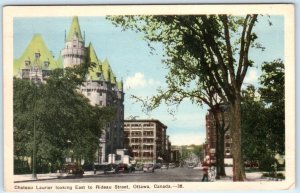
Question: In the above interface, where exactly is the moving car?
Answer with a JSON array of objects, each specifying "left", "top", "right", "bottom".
[
  {"left": 143, "top": 163, "right": 155, "bottom": 172},
  {"left": 104, "top": 164, "right": 118, "bottom": 174}
]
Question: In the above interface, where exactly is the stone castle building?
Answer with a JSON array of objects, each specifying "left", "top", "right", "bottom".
[{"left": 14, "top": 16, "right": 124, "bottom": 164}]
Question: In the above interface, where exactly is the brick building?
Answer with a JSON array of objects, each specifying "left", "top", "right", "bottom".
[
  {"left": 205, "top": 104, "right": 233, "bottom": 165},
  {"left": 124, "top": 119, "right": 168, "bottom": 163}
]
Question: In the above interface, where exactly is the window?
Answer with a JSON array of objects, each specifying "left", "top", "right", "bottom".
[
  {"left": 25, "top": 60, "right": 30, "bottom": 67},
  {"left": 44, "top": 61, "right": 49, "bottom": 67}
]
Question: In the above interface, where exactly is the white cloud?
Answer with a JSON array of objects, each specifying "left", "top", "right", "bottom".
[
  {"left": 170, "top": 133, "right": 206, "bottom": 146},
  {"left": 244, "top": 69, "right": 258, "bottom": 84},
  {"left": 124, "top": 72, "right": 160, "bottom": 90}
]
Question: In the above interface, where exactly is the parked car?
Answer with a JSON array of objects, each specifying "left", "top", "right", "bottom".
[
  {"left": 104, "top": 164, "right": 118, "bottom": 174},
  {"left": 169, "top": 163, "right": 176, "bottom": 168},
  {"left": 134, "top": 164, "right": 144, "bottom": 172},
  {"left": 143, "top": 163, "right": 155, "bottom": 172},
  {"left": 58, "top": 163, "right": 84, "bottom": 178},
  {"left": 161, "top": 163, "right": 169, "bottom": 170},
  {"left": 117, "top": 163, "right": 128, "bottom": 173},
  {"left": 187, "top": 163, "right": 195, "bottom": 168},
  {"left": 117, "top": 163, "right": 135, "bottom": 173},
  {"left": 154, "top": 163, "right": 161, "bottom": 169}
]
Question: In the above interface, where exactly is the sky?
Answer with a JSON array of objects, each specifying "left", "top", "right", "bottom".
[{"left": 13, "top": 15, "right": 284, "bottom": 146}]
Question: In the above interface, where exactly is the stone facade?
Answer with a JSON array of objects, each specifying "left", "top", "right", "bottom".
[{"left": 14, "top": 16, "right": 124, "bottom": 164}]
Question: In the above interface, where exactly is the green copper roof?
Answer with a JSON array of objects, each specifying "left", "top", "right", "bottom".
[
  {"left": 102, "top": 59, "right": 116, "bottom": 84},
  {"left": 67, "top": 16, "right": 83, "bottom": 42},
  {"left": 88, "top": 43, "right": 100, "bottom": 65},
  {"left": 87, "top": 42, "right": 102, "bottom": 80},
  {"left": 56, "top": 55, "right": 63, "bottom": 68},
  {"left": 117, "top": 80, "right": 123, "bottom": 90},
  {"left": 14, "top": 34, "right": 60, "bottom": 75}
]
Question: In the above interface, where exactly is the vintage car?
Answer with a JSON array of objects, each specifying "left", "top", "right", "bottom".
[
  {"left": 104, "top": 164, "right": 119, "bottom": 174},
  {"left": 143, "top": 163, "right": 155, "bottom": 172},
  {"left": 58, "top": 163, "right": 84, "bottom": 178}
]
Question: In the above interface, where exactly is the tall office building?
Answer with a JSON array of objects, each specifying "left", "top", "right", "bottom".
[{"left": 124, "top": 119, "right": 168, "bottom": 163}]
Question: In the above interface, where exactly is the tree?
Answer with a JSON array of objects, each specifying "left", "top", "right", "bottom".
[
  {"left": 241, "top": 85, "right": 269, "bottom": 164},
  {"left": 191, "top": 144, "right": 204, "bottom": 161},
  {"left": 14, "top": 64, "right": 115, "bottom": 172},
  {"left": 259, "top": 59, "right": 285, "bottom": 155},
  {"left": 109, "top": 14, "right": 259, "bottom": 181},
  {"left": 241, "top": 59, "right": 284, "bottom": 170}
]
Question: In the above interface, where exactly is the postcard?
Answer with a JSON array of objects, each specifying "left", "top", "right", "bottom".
[{"left": 3, "top": 4, "right": 295, "bottom": 191}]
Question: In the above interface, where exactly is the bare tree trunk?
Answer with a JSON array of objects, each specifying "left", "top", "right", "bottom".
[
  {"left": 211, "top": 110, "right": 220, "bottom": 179},
  {"left": 218, "top": 129, "right": 226, "bottom": 176},
  {"left": 230, "top": 97, "right": 245, "bottom": 181},
  {"left": 215, "top": 120, "right": 220, "bottom": 179}
]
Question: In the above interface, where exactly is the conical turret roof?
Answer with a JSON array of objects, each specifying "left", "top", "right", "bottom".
[
  {"left": 87, "top": 42, "right": 102, "bottom": 80},
  {"left": 14, "top": 34, "right": 61, "bottom": 75},
  {"left": 117, "top": 80, "right": 123, "bottom": 90},
  {"left": 67, "top": 16, "right": 83, "bottom": 42},
  {"left": 102, "top": 58, "right": 116, "bottom": 84}
]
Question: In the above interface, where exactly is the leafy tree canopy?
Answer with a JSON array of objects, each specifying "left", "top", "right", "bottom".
[{"left": 14, "top": 64, "right": 115, "bottom": 166}]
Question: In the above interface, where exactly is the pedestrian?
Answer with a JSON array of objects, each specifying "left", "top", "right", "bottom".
[{"left": 201, "top": 159, "right": 209, "bottom": 182}]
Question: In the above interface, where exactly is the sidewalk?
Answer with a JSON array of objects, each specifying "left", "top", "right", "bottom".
[
  {"left": 216, "top": 167, "right": 285, "bottom": 182},
  {"left": 14, "top": 171, "right": 104, "bottom": 183}
]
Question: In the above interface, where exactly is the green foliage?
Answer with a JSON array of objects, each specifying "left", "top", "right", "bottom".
[
  {"left": 108, "top": 14, "right": 260, "bottom": 180},
  {"left": 14, "top": 63, "right": 115, "bottom": 171},
  {"left": 259, "top": 59, "right": 285, "bottom": 155},
  {"left": 259, "top": 154, "right": 277, "bottom": 171},
  {"left": 108, "top": 15, "right": 259, "bottom": 109},
  {"left": 191, "top": 144, "right": 204, "bottom": 160},
  {"left": 262, "top": 172, "right": 285, "bottom": 179},
  {"left": 241, "top": 59, "right": 285, "bottom": 167}
]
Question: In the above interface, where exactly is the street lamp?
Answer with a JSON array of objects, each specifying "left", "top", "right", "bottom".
[
  {"left": 31, "top": 69, "right": 39, "bottom": 180},
  {"left": 31, "top": 52, "right": 41, "bottom": 180}
]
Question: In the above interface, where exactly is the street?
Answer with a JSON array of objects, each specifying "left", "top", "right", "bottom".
[{"left": 33, "top": 167, "right": 203, "bottom": 183}]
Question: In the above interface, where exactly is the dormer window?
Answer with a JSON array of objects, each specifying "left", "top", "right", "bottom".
[
  {"left": 43, "top": 61, "right": 50, "bottom": 67},
  {"left": 25, "top": 60, "right": 31, "bottom": 67},
  {"left": 34, "top": 52, "right": 41, "bottom": 59},
  {"left": 73, "top": 40, "right": 77, "bottom": 47}
]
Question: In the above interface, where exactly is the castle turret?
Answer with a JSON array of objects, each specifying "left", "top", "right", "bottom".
[{"left": 61, "top": 16, "right": 87, "bottom": 68}]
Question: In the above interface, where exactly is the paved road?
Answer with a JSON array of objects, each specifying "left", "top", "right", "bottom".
[{"left": 35, "top": 167, "right": 203, "bottom": 183}]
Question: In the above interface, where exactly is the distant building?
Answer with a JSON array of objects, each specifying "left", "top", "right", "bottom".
[
  {"left": 165, "top": 136, "right": 171, "bottom": 162},
  {"left": 124, "top": 119, "right": 168, "bottom": 163},
  {"left": 170, "top": 147, "right": 180, "bottom": 163},
  {"left": 205, "top": 104, "right": 232, "bottom": 165},
  {"left": 14, "top": 16, "right": 124, "bottom": 164}
]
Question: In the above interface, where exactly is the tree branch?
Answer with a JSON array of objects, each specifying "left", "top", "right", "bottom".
[
  {"left": 239, "top": 15, "right": 258, "bottom": 87},
  {"left": 219, "top": 15, "right": 236, "bottom": 85}
]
